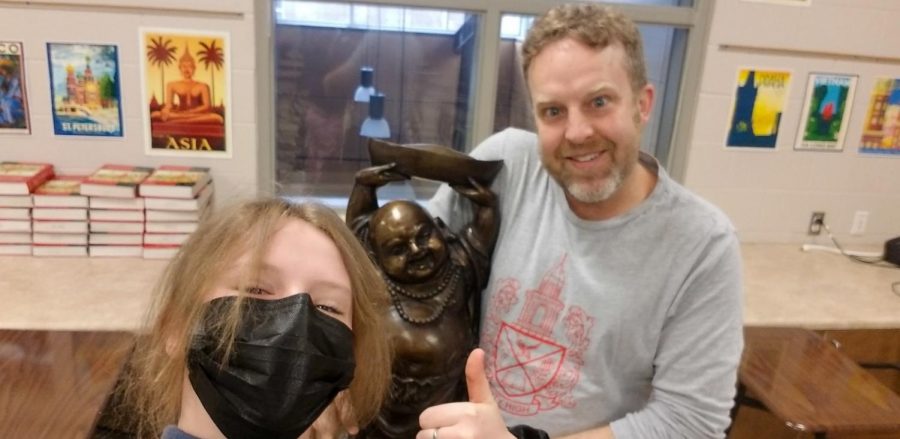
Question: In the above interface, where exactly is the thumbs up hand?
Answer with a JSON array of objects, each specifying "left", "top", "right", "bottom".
[{"left": 416, "top": 349, "right": 515, "bottom": 439}]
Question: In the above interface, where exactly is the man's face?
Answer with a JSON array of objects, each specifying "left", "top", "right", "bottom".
[
  {"left": 528, "top": 38, "right": 654, "bottom": 209},
  {"left": 371, "top": 203, "right": 448, "bottom": 284}
]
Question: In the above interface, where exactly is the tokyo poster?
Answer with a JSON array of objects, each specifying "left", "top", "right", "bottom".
[
  {"left": 0, "top": 41, "right": 29, "bottom": 134},
  {"left": 795, "top": 73, "right": 857, "bottom": 152},
  {"left": 726, "top": 69, "right": 792, "bottom": 149},
  {"left": 140, "top": 29, "right": 230, "bottom": 157},
  {"left": 46, "top": 42, "right": 123, "bottom": 137}
]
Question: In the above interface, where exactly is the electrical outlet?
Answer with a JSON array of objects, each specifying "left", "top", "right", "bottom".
[
  {"left": 850, "top": 210, "right": 869, "bottom": 235},
  {"left": 808, "top": 211, "right": 825, "bottom": 235}
]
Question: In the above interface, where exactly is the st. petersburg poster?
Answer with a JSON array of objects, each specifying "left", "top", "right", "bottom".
[{"left": 46, "top": 42, "right": 123, "bottom": 137}]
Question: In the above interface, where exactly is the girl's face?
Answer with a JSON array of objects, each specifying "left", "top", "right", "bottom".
[{"left": 207, "top": 218, "right": 354, "bottom": 329}]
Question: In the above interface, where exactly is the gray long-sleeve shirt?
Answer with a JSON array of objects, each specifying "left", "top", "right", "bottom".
[{"left": 428, "top": 128, "right": 743, "bottom": 438}]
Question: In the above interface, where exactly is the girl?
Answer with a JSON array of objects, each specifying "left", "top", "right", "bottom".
[{"left": 122, "top": 198, "right": 392, "bottom": 438}]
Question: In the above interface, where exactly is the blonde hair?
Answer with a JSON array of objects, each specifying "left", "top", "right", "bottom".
[
  {"left": 121, "top": 198, "right": 391, "bottom": 438},
  {"left": 521, "top": 3, "right": 648, "bottom": 93}
]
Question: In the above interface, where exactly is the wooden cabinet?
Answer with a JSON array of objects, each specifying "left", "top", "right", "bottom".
[{"left": 729, "top": 328, "right": 900, "bottom": 439}]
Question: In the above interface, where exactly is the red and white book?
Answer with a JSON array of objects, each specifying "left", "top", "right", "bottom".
[
  {"left": 0, "top": 162, "right": 54, "bottom": 195},
  {"left": 0, "top": 244, "right": 31, "bottom": 256},
  {"left": 139, "top": 166, "right": 211, "bottom": 199},
  {"left": 89, "top": 209, "right": 145, "bottom": 222},
  {"left": 0, "top": 195, "right": 32, "bottom": 208},
  {"left": 89, "top": 221, "right": 144, "bottom": 234},
  {"left": 90, "top": 233, "right": 144, "bottom": 246},
  {"left": 145, "top": 208, "right": 206, "bottom": 222},
  {"left": 32, "top": 207, "right": 88, "bottom": 221},
  {"left": 80, "top": 164, "right": 154, "bottom": 198},
  {"left": 144, "top": 221, "right": 199, "bottom": 234},
  {"left": 0, "top": 207, "right": 30, "bottom": 220},
  {"left": 33, "top": 175, "right": 88, "bottom": 208},
  {"left": 89, "top": 196, "right": 145, "bottom": 210},
  {"left": 142, "top": 244, "right": 181, "bottom": 259},
  {"left": 0, "top": 232, "right": 31, "bottom": 244},
  {"left": 32, "top": 233, "right": 88, "bottom": 246},
  {"left": 0, "top": 220, "right": 31, "bottom": 232},
  {"left": 144, "top": 183, "right": 213, "bottom": 211},
  {"left": 143, "top": 233, "right": 191, "bottom": 246},
  {"left": 32, "top": 244, "right": 87, "bottom": 257},
  {"left": 33, "top": 220, "right": 88, "bottom": 234},
  {"left": 89, "top": 245, "right": 143, "bottom": 258}
]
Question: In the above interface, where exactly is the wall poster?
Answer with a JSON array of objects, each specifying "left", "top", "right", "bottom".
[
  {"left": 795, "top": 73, "right": 857, "bottom": 152},
  {"left": 0, "top": 41, "right": 30, "bottom": 134},
  {"left": 859, "top": 78, "right": 900, "bottom": 156},
  {"left": 726, "top": 69, "right": 792, "bottom": 149},
  {"left": 46, "top": 42, "right": 123, "bottom": 137},
  {"left": 140, "top": 28, "right": 230, "bottom": 157}
]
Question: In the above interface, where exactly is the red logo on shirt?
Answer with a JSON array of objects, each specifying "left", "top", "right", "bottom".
[{"left": 481, "top": 255, "right": 595, "bottom": 416}]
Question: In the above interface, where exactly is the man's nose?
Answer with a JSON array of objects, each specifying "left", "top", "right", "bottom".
[{"left": 564, "top": 108, "right": 595, "bottom": 145}]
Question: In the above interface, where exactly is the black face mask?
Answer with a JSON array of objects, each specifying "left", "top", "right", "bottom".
[{"left": 187, "top": 293, "right": 355, "bottom": 439}]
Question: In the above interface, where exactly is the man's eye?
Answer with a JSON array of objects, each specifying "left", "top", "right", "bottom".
[
  {"left": 592, "top": 96, "right": 607, "bottom": 108},
  {"left": 542, "top": 107, "right": 561, "bottom": 118},
  {"left": 244, "top": 286, "right": 271, "bottom": 295}
]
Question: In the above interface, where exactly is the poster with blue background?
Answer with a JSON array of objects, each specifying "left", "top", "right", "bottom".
[{"left": 47, "top": 43, "right": 122, "bottom": 137}]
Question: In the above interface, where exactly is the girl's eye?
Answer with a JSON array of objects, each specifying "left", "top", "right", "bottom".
[
  {"left": 244, "top": 286, "right": 272, "bottom": 296},
  {"left": 316, "top": 304, "right": 341, "bottom": 315}
]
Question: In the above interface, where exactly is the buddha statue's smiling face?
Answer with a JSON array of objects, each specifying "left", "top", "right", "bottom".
[{"left": 370, "top": 201, "right": 448, "bottom": 284}]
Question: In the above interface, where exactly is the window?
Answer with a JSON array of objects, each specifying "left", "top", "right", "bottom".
[{"left": 274, "top": 1, "right": 481, "bottom": 203}]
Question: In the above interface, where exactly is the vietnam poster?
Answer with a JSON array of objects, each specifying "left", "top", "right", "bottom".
[
  {"left": 46, "top": 43, "right": 123, "bottom": 137},
  {"left": 726, "top": 69, "right": 791, "bottom": 149},
  {"left": 140, "top": 29, "right": 230, "bottom": 157},
  {"left": 0, "top": 41, "right": 30, "bottom": 134},
  {"left": 795, "top": 73, "right": 857, "bottom": 152},
  {"left": 859, "top": 78, "right": 900, "bottom": 156}
]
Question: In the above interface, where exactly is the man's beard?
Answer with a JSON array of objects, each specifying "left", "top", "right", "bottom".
[{"left": 564, "top": 166, "right": 624, "bottom": 203}]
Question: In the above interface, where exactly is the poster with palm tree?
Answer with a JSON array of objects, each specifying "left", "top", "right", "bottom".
[{"left": 139, "top": 28, "right": 231, "bottom": 158}]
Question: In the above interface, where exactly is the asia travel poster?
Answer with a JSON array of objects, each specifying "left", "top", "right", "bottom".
[
  {"left": 140, "top": 29, "right": 230, "bottom": 157},
  {"left": 795, "top": 73, "right": 857, "bottom": 152},
  {"left": 726, "top": 69, "right": 791, "bottom": 149},
  {"left": 859, "top": 78, "right": 900, "bottom": 156},
  {"left": 0, "top": 41, "right": 30, "bottom": 134},
  {"left": 47, "top": 43, "right": 123, "bottom": 137}
]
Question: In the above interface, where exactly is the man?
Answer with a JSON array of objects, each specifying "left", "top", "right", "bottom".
[{"left": 419, "top": 4, "right": 742, "bottom": 439}]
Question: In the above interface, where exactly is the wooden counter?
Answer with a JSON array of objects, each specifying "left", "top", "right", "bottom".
[{"left": 2, "top": 244, "right": 898, "bottom": 330}]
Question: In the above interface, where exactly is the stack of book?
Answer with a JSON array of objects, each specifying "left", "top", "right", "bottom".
[
  {"left": 31, "top": 175, "right": 90, "bottom": 257},
  {"left": 81, "top": 164, "right": 154, "bottom": 258},
  {"left": 140, "top": 166, "right": 213, "bottom": 259},
  {"left": 0, "top": 162, "right": 55, "bottom": 256}
]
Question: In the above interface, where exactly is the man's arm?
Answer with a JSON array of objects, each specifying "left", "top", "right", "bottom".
[{"left": 607, "top": 230, "right": 743, "bottom": 439}]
